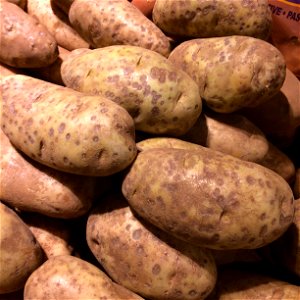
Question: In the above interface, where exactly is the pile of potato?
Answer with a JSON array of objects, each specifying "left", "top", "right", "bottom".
[{"left": 1, "top": 0, "right": 300, "bottom": 299}]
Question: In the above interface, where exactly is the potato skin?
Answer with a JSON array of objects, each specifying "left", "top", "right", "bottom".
[
  {"left": 0, "top": 202, "right": 44, "bottom": 294},
  {"left": 168, "top": 36, "right": 286, "bottom": 113},
  {"left": 207, "top": 268, "right": 300, "bottom": 300},
  {"left": 152, "top": 0, "right": 271, "bottom": 40},
  {"left": 61, "top": 46, "right": 202, "bottom": 136},
  {"left": 0, "top": 1, "right": 58, "bottom": 68},
  {"left": 182, "top": 112, "right": 269, "bottom": 163},
  {"left": 122, "top": 147, "right": 294, "bottom": 249},
  {"left": 87, "top": 193, "right": 217, "bottom": 300},
  {"left": 69, "top": 0, "right": 170, "bottom": 56},
  {"left": 27, "top": 0, "right": 89, "bottom": 51},
  {"left": 1, "top": 75, "right": 137, "bottom": 176},
  {"left": 0, "top": 129, "right": 95, "bottom": 218},
  {"left": 24, "top": 255, "right": 144, "bottom": 300}
]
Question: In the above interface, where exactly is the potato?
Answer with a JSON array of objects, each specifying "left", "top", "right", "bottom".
[
  {"left": 0, "top": 202, "right": 44, "bottom": 294},
  {"left": 182, "top": 112, "right": 269, "bottom": 163},
  {"left": 27, "top": 0, "right": 89, "bottom": 51},
  {"left": 27, "top": 46, "right": 70, "bottom": 85},
  {"left": 168, "top": 36, "right": 286, "bottom": 113},
  {"left": 61, "top": 46, "right": 202, "bottom": 136},
  {"left": 87, "top": 193, "right": 217, "bottom": 300},
  {"left": 259, "top": 199, "right": 300, "bottom": 278},
  {"left": 152, "top": 0, "right": 271, "bottom": 40},
  {"left": 23, "top": 213, "right": 74, "bottom": 258},
  {"left": 122, "top": 147, "right": 294, "bottom": 249},
  {"left": 258, "top": 142, "right": 295, "bottom": 184},
  {"left": 241, "top": 68, "right": 300, "bottom": 147},
  {"left": 0, "top": 129, "right": 95, "bottom": 218},
  {"left": 0, "top": 1, "right": 58, "bottom": 68},
  {"left": 1, "top": 75, "right": 137, "bottom": 176},
  {"left": 207, "top": 267, "right": 300, "bottom": 299},
  {"left": 68, "top": 0, "right": 170, "bottom": 56},
  {"left": 24, "top": 255, "right": 144, "bottom": 300}
]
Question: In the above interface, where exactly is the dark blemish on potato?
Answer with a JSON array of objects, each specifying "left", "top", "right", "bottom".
[
  {"left": 259, "top": 225, "right": 268, "bottom": 237},
  {"left": 132, "top": 229, "right": 142, "bottom": 240},
  {"left": 63, "top": 157, "right": 69, "bottom": 164},
  {"left": 260, "top": 213, "right": 266, "bottom": 220},
  {"left": 92, "top": 136, "right": 99, "bottom": 142},
  {"left": 65, "top": 133, "right": 71, "bottom": 140},
  {"left": 189, "top": 290, "right": 198, "bottom": 297},
  {"left": 90, "top": 115, "right": 97, "bottom": 121},
  {"left": 151, "top": 106, "right": 160, "bottom": 116},
  {"left": 246, "top": 175, "right": 255, "bottom": 185},
  {"left": 58, "top": 123, "right": 66, "bottom": 133},
  {"left": 152, "top": 264, "right": 161, "bottom": 275}
]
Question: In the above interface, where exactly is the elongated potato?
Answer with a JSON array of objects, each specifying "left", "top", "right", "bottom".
[
  {"left": 24, "top": 255, "right": 144, "bottom": 300},
  {"left": 0, "top": 202, "right": 44, "bottom": 294},
  {"left": 182, "top": 112, "right": 269, "bottom": 163},
  {"left": 241, "top": 68, "right": 300, "bottom": 147},
  {"left": 0, "top": 129, "right": 95, "bottom": 218},
  {"left": 0, "top": 1, "right": 58, "bottom": 68},
  {"left": 1, "top": 75, "right": 137, "bottom": 176},
  {"left": 27, "top": 0, "right": 89, "bottom": 51},
  {"left": 168, "top": 36, "right": 286, "bottom": 113},
  {"left": 87, "top": 193, "right": 217, "bottom": 300},
  {"left": 152, "top": 0, "right": 271, "bottom": 40},
  {"left": 68, "top": 0, "right": 170, "bottom": 56},
  {"left": 23, "top": 213, "right": 74, "bottom": 258},
  {"left": 207, "top": 267, "right": 300, "bottom": 299},
  {"left": 122, "top": 147, "right": 294, "bottom": 249},
  {"left": 61, "top": 46, "right": 202, "bottom": 136}
]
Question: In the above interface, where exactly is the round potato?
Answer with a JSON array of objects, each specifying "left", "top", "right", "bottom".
[
  {"left": 182, "top": 112, "right": 269, "bottom": 163},
  {"left": 122, "top": 147, "right": 294, "bottom": 249},
  {"left": 0, "top": 1, "right": 58, "bottom": 68},
  {"left": 69, "top": 0, "right": 170, "bottom": 56},
  {"left": 168, "top": 36, "right": 286, "bottom": 113},
  {"left": 23, "top": 213, "right": 74, "bottom": 258},
  {"left": 152, "top": 0, "right": 271, "bottom": 40},
  {"left": 207, "top": 267, "right": 300, "bottom": 299},
  {"left": 0, "top": 129, "right": 95, "bottom": 218},
  {"left": 0, "top": 202, "right": 44, "bottom": 294},
  {"left": 61, "top": 46, "right": 202, "bottom": 136},
  {"left": 27, "top": 0, "right": 89, "bottom": 51},
  {"left": 1, "top": 75, "right": 137, "bottom": 176},
  {"left": 24, "top": 255, "right": 144, "bottom": 300},
  {"left": 87, "top": 193, "right": 217, "bottom": 300}
]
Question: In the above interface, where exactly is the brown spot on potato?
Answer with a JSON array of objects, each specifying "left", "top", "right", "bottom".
[
  {"left": 58, "top": 123, "right": 66, "bottom": 133},
  {"left": 132, "top": 229, "right": 142, "bottom": 240},
  {"left": 152, "top": 264, "right": 161, "bottom": 275},
  {"left": 246, "top": 175, "right": 255, "bottom": 185}
]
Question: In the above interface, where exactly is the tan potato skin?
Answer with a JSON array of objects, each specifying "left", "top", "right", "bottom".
[
  {"left": 0, "top": 129, "right": 96, "bottom": 218},
  {"left": 182, "top": 112, "right": 269, "bottom": 163},
  {"left": 61, "top": 46, "right": 202, "bottom": 136},
  {"left": 122, "top": 147, "right": 294, "bottom": 250},
  {"left": 168, "top": 36, "right": 286, "bottom": 113},
  {"left": 24, "top": 255, "right": 144, "bottom": 300},
  {"left": 1, "top": 75, "right": 137, "bottom": 176},
  {"left": 207, "top": 268, "right": 300, "bottom": 300},
  {"left": 241, "top": 68, "right": 300, "bottom": 147},
  {"left": 87, "top": 194, "right": 217, "bottom": 300},
  {"left": 23, "top": 214, "right": 73, "bottom": 258},
  {"left": 152, "top": 0, "right": 271, "bottom": 40},
  {"left": 0, "top": 202, "right": 44, "bottom": 294},
  {"left": 0, "top": 1, "right": 58, "bottom": 68},
  {"left": 68, "top": 0, "right": 170, "bottom": 57},
  {"left": 27, "top": 0, "right": 89, "bottom": 51}
]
